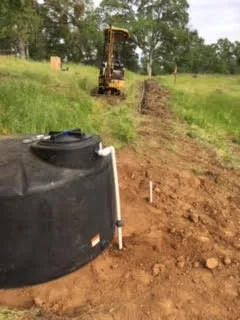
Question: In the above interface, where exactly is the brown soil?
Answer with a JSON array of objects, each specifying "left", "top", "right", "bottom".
[{"left": 0, "top": 80, "right": 240, "bottom": 320}]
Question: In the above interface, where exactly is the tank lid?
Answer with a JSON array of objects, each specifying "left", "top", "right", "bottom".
[
  {"left": 31, "top": 129, "right": 102, "bottom": 169},
  {"left": 38, "top": 129, "right": 91, "bottom": 146}
]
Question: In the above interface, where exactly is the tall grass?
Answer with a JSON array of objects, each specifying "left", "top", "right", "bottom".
[
  {"left": 0, "top": 307, "right": 38, "bottom": 320},
  {"left": 158, "top": 74, "right": 240, "bottom": 155},
  {"left": 0, "top": 57, "right": 142, "bottom": 145}
]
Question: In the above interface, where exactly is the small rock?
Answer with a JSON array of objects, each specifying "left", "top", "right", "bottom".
[
  {"left": 155, "top": 187, "right": 161, "bottom": 194},
  {"left": 223, "top": 257, "right": 232, "bottom": 266},
  {"left": 152, "top": 264, "right": 160, "bottom": 277},
  {"left": 206, "top": 258, "right": 219, "bottom": 270},
  {"left": 199, "top": 217, "right": 206, "bottom": 225},
  {"left": 152, "top": 263, "right": 165, "bottom": 276},
  {"left": 170, "top": 193, "right": 177, "bottom": 200},
  {"left": 194, "top": 262, "right": 200, "bottom": 268},
  {"left": 183, "top": 212, "right": 199, "bottom": 223},
  {"left": 176, "top": 256, "right": 185, "bottom": 268},
  {"left": 177, "top": 256, "right": 185, "bottom": 263},
  {"left": 34, "top": 297, "right": 44, "bottom": 307},
  {"left": 189, "top": 213, "right": 199, "bottom": 223},
  {"left": 198, "top": 236, "right": 210, "bottom": 243},
  {"left": 177, "top": 261, "right": 185, "bottom": 269}
]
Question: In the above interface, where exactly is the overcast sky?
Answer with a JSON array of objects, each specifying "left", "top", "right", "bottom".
[
  {"left": 188, "top": 0, "right": 240, "bottom": 43},
  {"left": 93, "top": 0, "right": 240, "bottom": 44}
]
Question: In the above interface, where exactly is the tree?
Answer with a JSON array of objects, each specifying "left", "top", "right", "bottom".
[
  {"left": 100, "top": 0, "right": 189, "bottom": 77},
  {"left": 37, "top": 0, "right": 85, "bottom": 60},
  {"left": 233, "top": 41, "right": 240, "bottom": 73},
  {"left": 213, "top": 38, "right": 237, "bottom": 74},
  {"left": 149, "top": 28, "right": 189, "bottom": 74},
  {"left": 0, "top": 0, "right": 40, "bottom": 59},
  {"left": 68, "top": 4, "right": 103, "bottom": 64}
]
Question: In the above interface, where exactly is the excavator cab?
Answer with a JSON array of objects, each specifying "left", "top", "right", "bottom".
[{"left": 98, "top": 26, "right": 129, "bottom": 95}]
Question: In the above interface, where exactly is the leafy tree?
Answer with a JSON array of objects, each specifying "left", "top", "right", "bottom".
[
  {"left": 68, "top": 6, "right": 103, "bottom": 64},
  {"left": 233, "top": 41, "right": 240, "bottom": 73},
  {"left": 213, "top": 38, "right": 237, "bottom": 74},
  {"left": 37, "top": 0, "right": 85, "bottom": 59},
  {"left": 0, "top": 0, "right": 40, "bottom": 59},
  {"left": 32, "top": 0, "right": 103, "bottom": 65},
  {"left": 100, "top": 0, "right": 189, "bottom": 77}
]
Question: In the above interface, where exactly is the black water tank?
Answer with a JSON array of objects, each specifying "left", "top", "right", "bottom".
[{"left": 0, "top": 130, "right": 116, "bottom": 288}]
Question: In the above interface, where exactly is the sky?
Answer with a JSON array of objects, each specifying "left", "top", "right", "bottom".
[
  {"left": 93, "top": 0, "right": 240, "bottom": 44},
  {"left": 188, "top": 0, "right": 240, "bottom": 44}
]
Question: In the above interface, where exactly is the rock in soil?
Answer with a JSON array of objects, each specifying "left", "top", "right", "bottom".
[
  {"left": 152, "top": 264, "right": 160, "bottom": 277},
  {"left": 183, "top": 212, "right": 199, "bottom": 223},
  {"left": 206, "top": 258, "right": 219, "bottom": 270},
  {"left": 176, "top": 256, "right": 185, "bottom": 269},
  {"left": 177, "top": 261, "right": 185, "bottom": 269},
  {"left": 152, "top": 263, "right": 166, "bottom": 277},
  {"left": 34, "top": 297, "right": 44, "bottom": 307},
  {"left": 223, "top": 257, "right": 232, "bottom": 266}
]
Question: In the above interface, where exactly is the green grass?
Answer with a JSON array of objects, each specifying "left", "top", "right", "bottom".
[
  {"left": 0, "top": 307, "right": 45, "bottom": 320},
  {"left": 0, "top": 308, "right": 27, "bottom": 320},
  {"left": 0, "top": 57, "right": 143, "bottom": 146},
  {"left": 158, "top": 74, "right": 240, "bottom": 164}
]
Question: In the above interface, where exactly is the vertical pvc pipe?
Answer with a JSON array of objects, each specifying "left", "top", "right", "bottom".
[
  {"left": 97, "top": 146, "right": 123, "bottom": 250},
  {"left": 149, "top": 181, "right": 153, "bottom": 204},
  {"left": 110, "top": 147, "right": 122, "bottom": 250}
]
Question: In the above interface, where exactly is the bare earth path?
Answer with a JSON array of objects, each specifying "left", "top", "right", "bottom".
[{"left": 0, "top": 80, "right": 239, "bottom": 320}]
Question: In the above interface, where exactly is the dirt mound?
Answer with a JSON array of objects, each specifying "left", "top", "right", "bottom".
[{"left": 0, "top": 80, "right": 239, "bottom": 320}]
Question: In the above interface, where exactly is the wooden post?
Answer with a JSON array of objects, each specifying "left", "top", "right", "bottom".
[{"left": 50, "top": 56, "right": 61, "bottom": 72}]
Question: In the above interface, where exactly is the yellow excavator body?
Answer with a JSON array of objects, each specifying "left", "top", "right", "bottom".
[{"left": 98, "top": 25, "right": 129, "bottom": 95}]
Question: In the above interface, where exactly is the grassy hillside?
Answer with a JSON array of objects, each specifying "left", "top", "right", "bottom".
[
  {"left": 0, "top": 57, "right": 142, "bottom": 146},
  {"left": 158, "top": 74, "right": 240, "bottom": 164}
]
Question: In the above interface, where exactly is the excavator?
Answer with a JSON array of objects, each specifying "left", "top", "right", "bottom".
[{"left": 98, "top": 25, "right": 129, "bottom": 95}]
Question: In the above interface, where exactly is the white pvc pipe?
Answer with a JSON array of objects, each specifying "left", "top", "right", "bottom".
[
  {"left": 22, "top": 134, "right": 51, "bottom": 144},
  {"left": 149, "top": 181, "right": 153, "bottom": 204},
  {"left": 97, "top": 145, "right": 123, "bottom": 250}
]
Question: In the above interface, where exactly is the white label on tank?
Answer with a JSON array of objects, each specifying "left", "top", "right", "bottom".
[{"left": 91, "top": 234, "right": 100, "bottom": 247}]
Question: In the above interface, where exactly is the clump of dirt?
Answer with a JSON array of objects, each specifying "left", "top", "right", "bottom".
[{"left": 0, "top": 80, "right": 239, "bottom": 320}]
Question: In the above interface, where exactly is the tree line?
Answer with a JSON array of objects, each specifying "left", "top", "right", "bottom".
[{"left": 0, "top": 0, "right": 239, "bottom": 75}]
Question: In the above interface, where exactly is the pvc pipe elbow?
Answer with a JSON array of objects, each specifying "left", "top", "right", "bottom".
[{"left": 97, "top": 146, "right": 114, "bottom": 157}]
